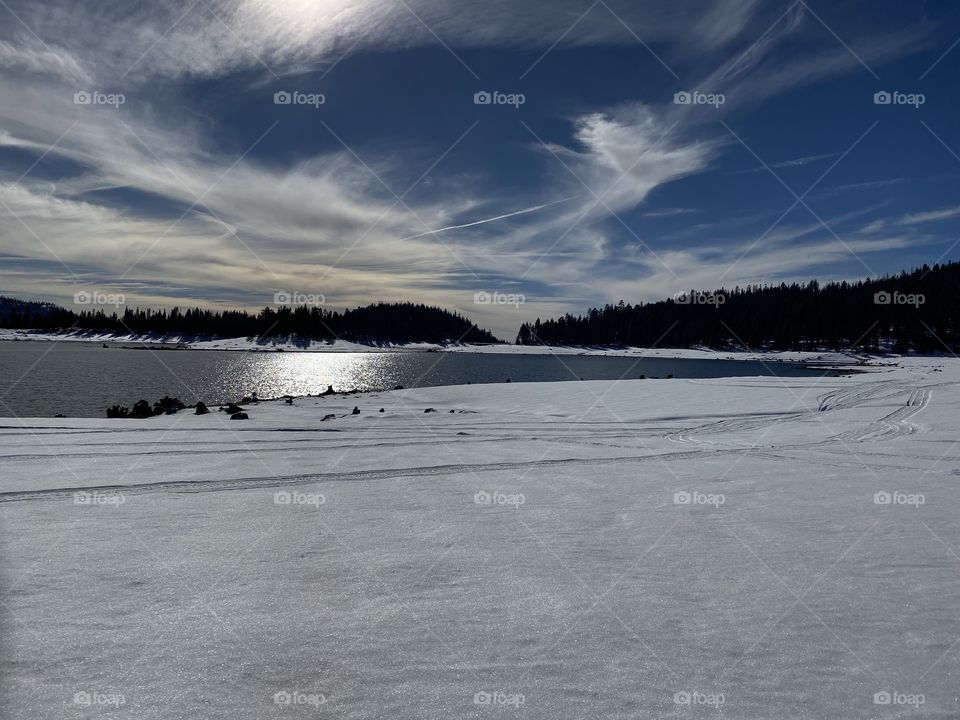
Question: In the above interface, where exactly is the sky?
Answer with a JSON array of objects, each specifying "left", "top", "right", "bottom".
[{"left": 0, "top": 0, "right": 959, "bottom": 340}]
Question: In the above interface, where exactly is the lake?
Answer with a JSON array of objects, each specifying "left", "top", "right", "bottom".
[{"left": 0, "top": 340, "right": 827, "bottom": 417}]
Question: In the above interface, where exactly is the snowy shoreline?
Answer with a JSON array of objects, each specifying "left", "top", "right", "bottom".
[{"left": 0, "top": 327, "right": 891, "bottom": 364}]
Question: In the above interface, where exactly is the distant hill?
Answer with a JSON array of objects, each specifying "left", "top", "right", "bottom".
[
  {"left": 0, "top": 297, "right": 77, "bottom": 328},
  {"left": 0, "top": 298, "right": 501, "bottom": 345},
  {"left": 516, "top": 261, "right": 960, "bottom": 352}
]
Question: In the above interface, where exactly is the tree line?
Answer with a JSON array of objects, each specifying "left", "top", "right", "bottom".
[
  {"left": 0, "top": 299, "right": 499, "bottom": 344},
  {"left": 516, "top": 262, "right": 960, "bottom": 352}
]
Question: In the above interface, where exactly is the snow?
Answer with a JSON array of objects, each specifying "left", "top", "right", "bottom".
[{"left": 2, "top": 357, "right": 959, "bottom": 718}]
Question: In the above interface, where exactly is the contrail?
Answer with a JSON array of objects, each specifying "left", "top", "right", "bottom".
[{"left": 400, "top": 195, "right": 580, "bottom": 241}]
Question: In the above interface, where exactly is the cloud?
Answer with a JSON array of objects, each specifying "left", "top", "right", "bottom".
[
  {"left": 642, "top": 207, "right": 701, "bottom": 218},
  {"left": 0, "top": 38, "right": 89, "bottom": 83},
  {"left": 0, "top": 0, "right": 770, "bottom": 83},
  {"left": 728, "top": 152, "right": 838, "bottom": 174},
  {"left": 861, "top": 205, "right": 960, "bottom": 234},
  {"left": 897, "top": 206, "right": 960, "bottom": 226},
  {"left": 0, "top": 0, "right": 945, "bottom": 338}
]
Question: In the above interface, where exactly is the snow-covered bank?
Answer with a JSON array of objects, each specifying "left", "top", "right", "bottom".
[
  {"left": 2, "top": 357, "right": 958, "bottom": 718},
  {"left": 0, "top": 327, "right": 878, "bottom": 364}
]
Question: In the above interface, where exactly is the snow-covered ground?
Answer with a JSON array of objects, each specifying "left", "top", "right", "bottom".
[{"left": 2, "top": 357, "right": 958, "bottom": 718}]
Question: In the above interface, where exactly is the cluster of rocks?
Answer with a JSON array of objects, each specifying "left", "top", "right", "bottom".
[
  {"left": 106, "top": 396, "right": 187, "bottom": 418},
  {"left": 102, "top": 384, "right": 423, "bottom": 421},
  {"left": 217, "top": 402, "right": 249, "bottom": 420}
]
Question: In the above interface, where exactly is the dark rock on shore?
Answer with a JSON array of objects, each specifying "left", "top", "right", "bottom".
[
  {"left": 230, "top": 412, "right": 249, "bottom": 420},
  {"left": 195, "top": 402, "right": 210, "bottom": 415},
  {"left": 131, "top": 400, "right": 152, "bottom": 418},
  {"left": 154, "top": 396, "right": 186, "bottom": 415}
]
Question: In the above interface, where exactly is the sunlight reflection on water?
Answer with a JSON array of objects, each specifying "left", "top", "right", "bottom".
[{"left": 216, "top": 352, "right": 399, "bottom": 399}]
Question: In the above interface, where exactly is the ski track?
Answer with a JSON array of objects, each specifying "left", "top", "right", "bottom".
[{"left": 0, "top": 371, "right": 946, "bottom": 503}]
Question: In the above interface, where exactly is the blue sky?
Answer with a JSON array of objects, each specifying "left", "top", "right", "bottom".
[{"left": 0, "top": 0, "right": 959, "bottom": 338}]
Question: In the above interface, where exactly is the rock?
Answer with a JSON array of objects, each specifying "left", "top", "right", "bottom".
[
  {"left": 153, "top": 396, "right": 186, "bottom": 415},
  {"left": 130, "top": 399, "right": 152, "bottom": 418},
  {"left": 106, "top": 405, "right": 129, "bottom": 418},
  {"left": 394, "top": 385, "right": 404, "bottom": 390},
  {"left": 230, "top": 412, "right": 249, "bottom": 420},
  {"left": 285, "top": 398, "right": 293, "bottom": 405},
  {"left": 223, "top": 403, "right": 243, "bottom": 415},
  {"left": 195, "top": 402, "right": 210, "bottom": 415},
  {"left": 448, "top": 409, "right": 455, "bottom": 413},
  {"left": 424, "top": 408, "right": 435, "bottom": 413},
  {"left": 379, "top": 408, "right": 385, "bottom": 413},
  {"left": 352, "top": 407, "right": 360, "bottom": 415},
  {"left": 321, "top": 385, "right": 336, "bottom": 396},
  {"left": 54, "top": 413, "right": 66, "bottom": 418},
  {"left": 321, "top": 413, "right": 336, "bottom": 422}
]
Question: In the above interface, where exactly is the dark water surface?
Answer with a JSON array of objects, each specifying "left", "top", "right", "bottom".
[{"left": 0, "top": 340, "right": 825, "bottom": 417}]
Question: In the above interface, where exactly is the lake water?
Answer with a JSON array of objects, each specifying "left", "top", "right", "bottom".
[{"left": 0, "top": 340, "right": 827, "bottom": 417}]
